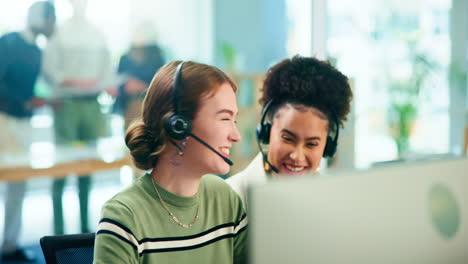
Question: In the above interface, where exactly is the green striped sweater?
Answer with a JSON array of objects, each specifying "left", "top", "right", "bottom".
[{"left": 94, "top": 173, "right": 247, "bottom": 264}]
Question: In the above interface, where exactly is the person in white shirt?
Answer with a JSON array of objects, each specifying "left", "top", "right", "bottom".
[
  {"left": 227, "top": 56, "right": 353, "bottom": 208},
  {"left": 42, "top": 0, "right": 112, "bottom": 235}
]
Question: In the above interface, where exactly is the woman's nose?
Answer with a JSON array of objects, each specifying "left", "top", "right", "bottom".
[
  {"left": 229, "top": 124, "right": 242, "bottom": 142},
  {"left": 289, "top": 146, "right": 305, "bottom": 162}
]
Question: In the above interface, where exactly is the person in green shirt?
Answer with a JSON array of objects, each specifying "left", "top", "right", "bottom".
[{"left": 94, "top": 61, "right": 247, "bottom": 263}]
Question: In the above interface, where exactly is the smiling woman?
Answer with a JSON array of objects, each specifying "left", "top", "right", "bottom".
[
  {"left": 94, "top": 61, "right": 247, "bottom": 264},
  {"left": 268, "top": 104, "right": 330, "bottom": 175},
  {"left": 227, "top": 55, "right": 353, "bottom": 207}
]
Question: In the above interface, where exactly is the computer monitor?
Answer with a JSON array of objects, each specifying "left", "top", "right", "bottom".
[{"left": 248, "top": 158, "right": 468, "bottom": 264}]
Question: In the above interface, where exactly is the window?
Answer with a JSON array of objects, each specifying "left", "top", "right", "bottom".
[{"left": 328, "top": 0, "right": 451, "bottom": 168}]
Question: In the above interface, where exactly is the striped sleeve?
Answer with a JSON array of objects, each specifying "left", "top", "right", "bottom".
[
  {"left": 233, "top": 190, "right": 249, "bottom": 264},
  {"left": 94, "top": 200, "right": 139, "bottom": 264}
]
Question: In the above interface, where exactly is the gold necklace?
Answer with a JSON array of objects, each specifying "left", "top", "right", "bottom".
[{"left": 151, "top": 178, "right": 200, "bottom": 228}]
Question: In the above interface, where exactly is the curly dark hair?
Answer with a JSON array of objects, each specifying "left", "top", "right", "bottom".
[{"left": 260, "top": 55, "right": 353, "bottom": 128}]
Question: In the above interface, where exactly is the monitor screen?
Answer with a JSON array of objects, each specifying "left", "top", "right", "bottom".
[{"left": 248, "top": 158, "right": 468, "bottom": 264}]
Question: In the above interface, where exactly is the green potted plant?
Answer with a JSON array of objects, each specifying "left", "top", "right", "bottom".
[{"left": 387, "top": 44, "right": 437, "bottom": 158}]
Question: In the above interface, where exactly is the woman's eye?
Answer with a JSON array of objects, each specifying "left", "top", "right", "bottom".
[
  {"left": 281, "top": 136, "right": 293, "bottom": 142},
  {"left": 307, "top": 142, "right": 318, "bottom": 147}
]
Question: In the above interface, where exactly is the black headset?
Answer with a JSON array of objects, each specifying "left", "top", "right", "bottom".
[
  {"left": 163, "top": 61, "right": 233, "bottom": 166},
  {"left": 256, "top": 99, "right": 340, "bottom": 158},
  {"left": 164, "top": 62, "right": 192, "bottom": 140}
]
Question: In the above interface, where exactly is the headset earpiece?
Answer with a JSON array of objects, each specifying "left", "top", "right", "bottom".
[
  {"left": 256, "top": 122, "right": 271, "bottom": 145},
  {"left": 323, "top": 135, "right": 337, "bottom": 158},
  {"left": 322, "top": 112, "right": 340, "bottom": 158},
  {"left": 164, "top": 62, "right": 192, "bottom": 141},
  {"left": 164, "top": 114, "right": 192, "bottom": 140},
  {"left": 256, "top": 100, "right": 275, "bottom": 145},
  {"left": 256, "top": 100, "right": 278, "bottom": 173}
]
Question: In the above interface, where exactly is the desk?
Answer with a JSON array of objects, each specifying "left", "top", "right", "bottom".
[{"left": 0, "top": 137, "right": 133, "bottom": 182}]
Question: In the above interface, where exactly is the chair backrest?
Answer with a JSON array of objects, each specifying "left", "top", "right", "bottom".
[{"left": 40, "top": 233, "right": 95, "bottom": 264}]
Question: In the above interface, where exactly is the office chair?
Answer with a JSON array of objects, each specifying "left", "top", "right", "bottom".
[{"left": 40, "top": 232, "right": 95, "bottom": 264}]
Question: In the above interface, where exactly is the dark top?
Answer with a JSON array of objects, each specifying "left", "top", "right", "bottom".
[
  {"left": 113, "top": 44, "right": 165, "bottom": 114},
  {"left": 0, "top": 32, "right": 41, "bottom": 118}
]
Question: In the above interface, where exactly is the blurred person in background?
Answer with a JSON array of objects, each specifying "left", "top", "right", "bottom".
[
  {"left": 42, "top": 0, "right": 112, "bottom": 235},
  {"left": 112, "top": 22, "right": 166, "bottom": 130},
  {"left": 0, "top": 1, "right": 56, "bottom": 262}
]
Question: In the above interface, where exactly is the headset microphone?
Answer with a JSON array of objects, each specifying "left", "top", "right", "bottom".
[
  {"left": 165, "top": 61, "right": 234, "bottom": 166},
  {"left": 189, "top": 133, "right": 233, "bottom": 166},
  {"left": 257, "top": 140, "right": 279, "bottom": 173}
]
